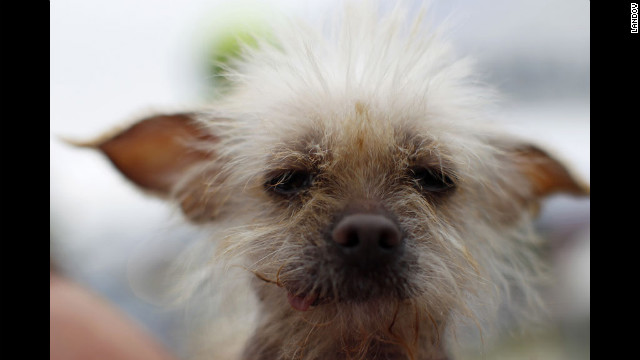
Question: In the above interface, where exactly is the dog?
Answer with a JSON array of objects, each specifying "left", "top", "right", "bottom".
[{"left": 80, "top": 2, "right": 588, "bottom": 359}]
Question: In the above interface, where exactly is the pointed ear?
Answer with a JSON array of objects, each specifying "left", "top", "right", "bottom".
[
  {"left": 499, "top": 142, "right": 589, "bottom": 200},
  {"left": 74, "top": 113, "right": 228, "bottom": 222},
  {"left": 76, "top": 113, "right": 216, "bottom": 196}
]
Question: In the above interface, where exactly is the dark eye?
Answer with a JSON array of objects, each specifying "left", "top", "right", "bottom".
[
  {"left": 266, "top": 170, "right": 314, "bottom": 196},
  {"left": 409, "top": 166, "right": 455, "bottom": 193}
]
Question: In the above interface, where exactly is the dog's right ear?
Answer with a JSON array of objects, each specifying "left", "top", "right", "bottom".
[{"left": 71, "top": 113, "right": 221, "bottom": 221}]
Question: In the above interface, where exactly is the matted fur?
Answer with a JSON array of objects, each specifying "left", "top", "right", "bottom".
[{"left": 91, "top": 1, "right": 587, "bottom": 359}]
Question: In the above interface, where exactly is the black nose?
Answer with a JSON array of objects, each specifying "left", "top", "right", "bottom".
[{"left": 331, "top": 214, "right": 402, "bottom": 268}]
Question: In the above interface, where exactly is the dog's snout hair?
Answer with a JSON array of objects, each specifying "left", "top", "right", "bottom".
[{"left": 82, "top": 1, "right": 589, "bottom": 359}]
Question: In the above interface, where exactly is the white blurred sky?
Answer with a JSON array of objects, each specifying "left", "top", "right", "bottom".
[{"left": 50, "top": 0, "right": 589, "bottom": 350}]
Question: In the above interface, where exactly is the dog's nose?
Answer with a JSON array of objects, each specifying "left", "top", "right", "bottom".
[{"left": 332, "top": 214, "right": 402, "bottom": 268}]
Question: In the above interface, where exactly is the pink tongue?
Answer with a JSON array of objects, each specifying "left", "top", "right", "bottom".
[{"left": 287, "top": 292, "right": 318, "bottom": 311}]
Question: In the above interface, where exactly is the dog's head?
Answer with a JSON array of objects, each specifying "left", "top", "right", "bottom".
[{"left": 84, "top": 3, "right": 588, "bottom": 358}]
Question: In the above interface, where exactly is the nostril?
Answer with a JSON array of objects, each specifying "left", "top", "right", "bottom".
[
  {"left": 378, "top": 228, "right": 400, "bottom": 249},
  {"left": 339, "top": 228, "right": 360, "bottom": 248}
]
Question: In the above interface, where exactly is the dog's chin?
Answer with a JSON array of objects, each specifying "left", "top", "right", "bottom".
[{"left": 284, "top": 274, "right": 418, "bottom": 312}]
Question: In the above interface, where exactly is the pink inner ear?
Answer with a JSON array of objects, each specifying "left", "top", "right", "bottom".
[{"left": 98, "top": 114, "right": 215, "bottom": 195}]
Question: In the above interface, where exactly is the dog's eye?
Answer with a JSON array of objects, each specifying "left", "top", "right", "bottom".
[
  {"left": 409, "top": 166, "right": 455, "bottom": 193},
  {"left": 266, "top": 170, "right": 314, "bottom": 196}
]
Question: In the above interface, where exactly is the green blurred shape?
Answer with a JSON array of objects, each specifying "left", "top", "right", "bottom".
[{"left": 206, "top": 21, "right": 274, "bottom": 97}]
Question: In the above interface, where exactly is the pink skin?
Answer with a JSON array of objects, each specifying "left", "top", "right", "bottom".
[{"left": 287, "top": 292, "right": 319, "bottom": 311}]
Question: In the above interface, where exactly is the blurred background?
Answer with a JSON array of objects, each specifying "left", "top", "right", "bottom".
[{"left": 50, "top": 0, "right": 589, "bottom": 358}]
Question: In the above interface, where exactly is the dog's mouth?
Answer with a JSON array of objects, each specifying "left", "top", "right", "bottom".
[
  {"left": 284, "top": 281, "right": 409, "bottom": 312},
  {"left": 255, "top": 255, "right": 420, "bottom": 311},
  {"left": 253, "top": 272, "right": 330, "bottom": 311},
  {"left": 278, "top": 268, "right": 419, "bottom": 311}
]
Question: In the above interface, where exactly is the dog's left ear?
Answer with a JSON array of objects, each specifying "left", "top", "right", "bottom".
[{"left": 500, "top": 141, "right": 589, "bottom": 200}]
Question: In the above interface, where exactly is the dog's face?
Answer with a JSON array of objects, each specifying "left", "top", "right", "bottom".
[
  {"left": 217, "top": 102, "right": 506, "bottom": 312},
  {"left": 243, "top": 103, "right": 461, "bottom": 309},
  {"left": 92, "top": 98, "right": 585, "bottom": 321}
]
